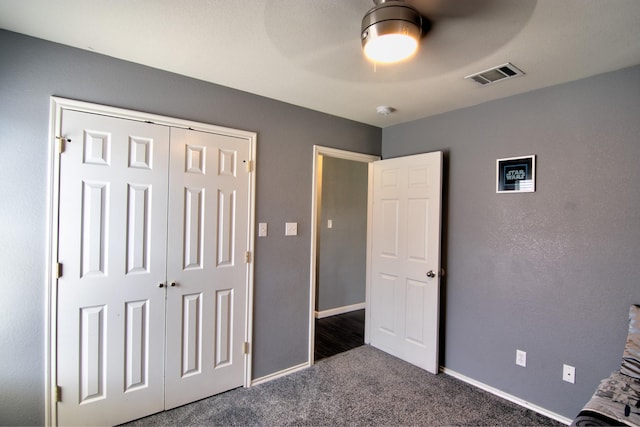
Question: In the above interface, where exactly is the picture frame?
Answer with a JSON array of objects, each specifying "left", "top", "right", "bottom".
[{"left": 496, "top": 155, "right": 536, "bottom": 193}]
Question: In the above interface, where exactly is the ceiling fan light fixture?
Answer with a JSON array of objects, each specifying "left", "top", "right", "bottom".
[
  {"left": 361, "top": 0, "right": 422, "bottom": 64},
  {"left": 364, "top": 33, "right": 419, "bottom": 64}
]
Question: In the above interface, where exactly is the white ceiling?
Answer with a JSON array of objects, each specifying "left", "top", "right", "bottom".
[{"left": 1, "top": 0, "right": 640, "bottom": 127}]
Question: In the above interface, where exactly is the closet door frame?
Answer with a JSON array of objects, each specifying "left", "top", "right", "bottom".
[{"left": 45, "top": 96, "right": 257, "bottom": 426}]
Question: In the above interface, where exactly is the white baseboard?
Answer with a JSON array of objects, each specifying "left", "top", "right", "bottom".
[
  {"left": 315, "top": 302, "right": 365, "bottom": 319},
  {"left": 441, "top": 367, "right": 572, "bottom": 425},
  {"left": 250, "top": 362, "right": 310, "bottom": 387}
]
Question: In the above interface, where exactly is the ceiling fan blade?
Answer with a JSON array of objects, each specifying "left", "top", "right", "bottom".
[{"left": 408, "top": 0, "right": 502, "bottom": 19}]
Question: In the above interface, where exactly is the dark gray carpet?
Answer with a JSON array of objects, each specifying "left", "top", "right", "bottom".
[{"left": 123, "top": 345, "right": 565, "bottom": 426}]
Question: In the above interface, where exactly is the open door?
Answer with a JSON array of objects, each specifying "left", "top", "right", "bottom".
[{"left": 368, "top": 151, "right": 443, "bottom": 373}]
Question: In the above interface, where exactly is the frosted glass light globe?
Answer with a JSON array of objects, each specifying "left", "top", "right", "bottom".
[{"left": 364, "top": 33, "right": 418, "bottom": 63}]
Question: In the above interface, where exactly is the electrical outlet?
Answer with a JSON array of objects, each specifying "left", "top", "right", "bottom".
[
  {"left": 563, "top": 364, "right": 576, "bottom": 384},
  {"left": 516, "top": 350, "right": 527, "bottom": 367}
]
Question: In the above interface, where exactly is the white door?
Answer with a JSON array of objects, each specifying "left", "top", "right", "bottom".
[
  {"left": 164, "top": 128, "right": 250, "bottom": 409},
  {"left": 57, "top": 110, "right": 170, "bottom": 426},
  {"left": 369, "top": 151, "right": 443, "bottom": 373},
  {"left": 55, "top": 109, "right": 253, "bottom": 425}
]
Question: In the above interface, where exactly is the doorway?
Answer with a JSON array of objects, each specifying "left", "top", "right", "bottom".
[
  {"left": 309, "top": 147, "right": 443, "bottom": 373},
  {"left": 309, "top": 146, "right": 379, "bottom": 363}
]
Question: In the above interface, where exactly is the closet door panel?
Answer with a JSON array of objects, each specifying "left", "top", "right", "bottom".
[
  {"left": 56, "top": 110, "right": 170, "bottom": 426},
  {"left": 164, "top": 128, "right": 250, "bottom": 410}
]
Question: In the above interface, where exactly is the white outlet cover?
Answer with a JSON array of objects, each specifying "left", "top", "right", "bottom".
[
  {"left": 516, "top": 350, "right": 526, "bottom": 367},
  {"left": 285, "top": 222, "right": 298, "bottom": 236},
  {"left": 563, "top": 364, "right": 576, "bottom": 384}
]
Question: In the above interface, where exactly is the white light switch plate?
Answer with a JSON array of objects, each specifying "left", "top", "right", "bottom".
[
  {"left": 258, "top": 222, "right": 267, "bottom": 237},
  {"left": 285, "top": 222, "right": 298, "bottom": 236}
]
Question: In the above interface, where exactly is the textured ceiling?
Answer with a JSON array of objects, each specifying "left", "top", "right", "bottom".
[{"left": 1, "top": 0, "right": 639, "bottom": 127}]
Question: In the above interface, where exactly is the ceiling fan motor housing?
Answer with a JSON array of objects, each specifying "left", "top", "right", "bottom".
[{"left": 361, "top": 0, "right": 422, "bottom": 48}]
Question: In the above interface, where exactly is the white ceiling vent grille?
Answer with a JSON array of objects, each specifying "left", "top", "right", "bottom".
[{"left": 465, "top": 63, "right": 525, "bottom": 86}]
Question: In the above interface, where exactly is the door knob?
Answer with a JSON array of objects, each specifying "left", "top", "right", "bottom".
[
  {"left": 426, "top": 270, "right": 436, "bottom": 278},
  {"left": 158, "top": 282, "right": 165, "bottom": 288},
  {"left": 170, "top": 281, "right": 177, "bottom": 287}
]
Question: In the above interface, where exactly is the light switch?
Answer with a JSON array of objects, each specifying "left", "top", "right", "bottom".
[
  {"left": 327, "top": 219, "right": 333, "bottom": 229},
  {"left": 285, "top": 222, "right": 298, "bottom": 236},
  {"left": 258, "top": 222, "right": 267, "bottom": 237}
]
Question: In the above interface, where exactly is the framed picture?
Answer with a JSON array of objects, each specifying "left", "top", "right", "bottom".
[{"left": 496, "top": 155, "right": 535, "bottom": 193}]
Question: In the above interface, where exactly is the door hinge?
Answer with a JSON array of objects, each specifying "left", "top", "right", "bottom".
[
  {"left": 55, "top": 262, "right": 63, "bottom": 279},
  {"left": 243, "top": 342, "right": 250, "bottom": 355},
  {"left": 56, "top": 385, "right": 62, "bottom": 402},
  {"left": 55, "top": 136, "right": 69, "bottom": 154},
  {"left": 245, "top": 251, "right": 252, "bottom": 263},
  {"left": 244, "top": 160, "right": 253, "bottom": 173}
]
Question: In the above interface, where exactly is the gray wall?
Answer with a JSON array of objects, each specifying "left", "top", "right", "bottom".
[
  {"left": 382, "top": 65, "right": 640, "bottom": 419},
  {"left": 317, "top": 157, "right": 368, "bottom": 312},
  {"left": 0, "top": 30, "right": 381, "bottom": 426}
]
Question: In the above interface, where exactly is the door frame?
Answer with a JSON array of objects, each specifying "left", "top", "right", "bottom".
[
  {"left": 308, "top": 146, "right": 379, "bottom": 364},
  {"left": 45, "top": 97, "right": 257, "bottom": 426}
]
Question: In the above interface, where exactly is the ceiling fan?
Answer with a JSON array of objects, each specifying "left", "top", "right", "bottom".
[
  {"left": 360, "top": 0, "right": 494, "bottom": 64},
  {"left": 263, "top": 0, "right": 535, "bottom": 84}
]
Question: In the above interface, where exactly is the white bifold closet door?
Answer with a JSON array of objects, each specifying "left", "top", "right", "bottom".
[{"left": 56, "top": 110, "right": 250, "bottom": 426}]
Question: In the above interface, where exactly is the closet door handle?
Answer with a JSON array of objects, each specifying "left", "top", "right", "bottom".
[
  {"left": 158, "top": 282, "right": 165, "bottom": 288},
  {"left": 170, "top": 281, "right": 177, "bottom": 287}
]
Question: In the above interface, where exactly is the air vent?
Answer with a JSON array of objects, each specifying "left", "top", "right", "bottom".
[{"left": 465, "top": 63, "right": 524, "bottom": 86}]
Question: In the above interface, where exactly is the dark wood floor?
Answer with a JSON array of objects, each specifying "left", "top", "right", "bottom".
[{"left": 314, "top": 309, "right": 365, "bottom": 361}]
